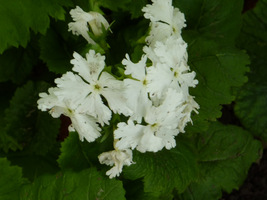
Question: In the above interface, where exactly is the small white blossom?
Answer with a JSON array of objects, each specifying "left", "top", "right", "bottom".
[
  {"left": 142, "top": 0, "right": 186, "bottom": 46},
  {"left": 115, "top": 89, "right": 185, "bottom": 152},
  {"left": 37, "top": 88, "right": 101, "bottom": 142},
  {"left": 54, "top": 51, "right": 131, "bottom": 126},
  {"left": 145, "top": 37, "right": 198, "bottom": 98},
  {"left": 122, "top": 54, "right": 151, "bottom": 122},
  {"left": 98, "top": 149, "right": 134, "bottom": 178},
  {"left": 68, "top": 6, "right": 109, "bottom": 44}
]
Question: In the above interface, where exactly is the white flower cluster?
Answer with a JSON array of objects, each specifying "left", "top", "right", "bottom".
[
  {"left": 113, "top": 0, "right": 199, "bottom": 155},
  {"left": 37, "top": 1, "right": 199, "bottom": 179}
]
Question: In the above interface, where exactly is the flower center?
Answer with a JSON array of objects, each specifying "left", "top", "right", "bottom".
[
  {"left": 94, "top": 84, "right": 101, "bottom": 90},
  {"left": 174, "top": 71, "right": 179, "bottom": 78},
  {"left": 143, "top": 79, "right": 147, "bottom": 85}
]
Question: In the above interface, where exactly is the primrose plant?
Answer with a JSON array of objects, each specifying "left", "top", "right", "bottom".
[{"left": 37, "top": 0, "right": 199, "bottom": 178}]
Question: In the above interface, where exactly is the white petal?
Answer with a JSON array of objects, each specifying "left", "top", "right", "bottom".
[
  {"left": 69, "top": 112, "right": 101, "bottom": 142},
  {"left": 54, "top": 72, "right": 90, "bottom": 109},
  {"left": 71, "top": 50, "right": 105, "bottom": 82},
  {"left": 136, "top": 126, "right": 164, "bottom": 153},
  {"left": 142, "top": 0, "right": 173, "bottom": 24},
  {"left": 154, "top": 37, "right": 187, "bottom": 68},
  {"left": 123, "top": 79, "right": 151, "bottom": 122},
  {"left": 115, "top": 120, "right": 145, "bottom": 150},
  {"left": 68, "top": 6, "right": 110, "bottom": 44},
  {"left": 37, "top": 87, "right": 61, "bottom": 111},
  {"left": 122, "top": 54, "right": 147, "bottom": 81},
  {"left": 146, "top": 63, "right": 172, "bottom": 98},
  {"left": 69, "top": 6, "right": 93, "bottom": 22},
  {"left": 88, "top": 12, "right": 110, "bottom": 36},
  {"left": 77, "top": 93, "right": 111, "bottom": 126},
  {"left": 146, "top": 22, "right": 172, "bottom": 46},
  {"left": 98, "top": 149, "right": 134, "bottom": 179}
]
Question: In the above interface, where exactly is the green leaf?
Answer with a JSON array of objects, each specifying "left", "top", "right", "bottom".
[
  {"left": 0, "top": 44, "right": 38, "bottom": 84},
  {"left": 2, "top": 81, "right": 39, "bottom": 151},
  {"left": 235, "top": 84, "right": 267, "bottom": 141},
  {"left": 0, "top": 0, "right": 72, "bottom": 53},
  {"left": 127, "top": 0, "right": 148, "bottom": 19},
  {"left": 39, "top": 28, "right": 73, "bottom": 74},
  {"left": 123, "top": 138, "right": 198, "bottom": 199},
  {"left": 5, "top": 154, "right": 59, "bottom": 181},
  {"left": 96, "top": 0, "right": 131, "bottom": 11},
  {"left": 175, "top": 0, "right": 243, "bottom": 44},
  {"left": 187, "top": 41, "right": 249, "bottom": 132},
  {"left": 0, "top": 157, "right": 27, "bottom": 200},
  {"left": 58, "top": 132, "right": 93, "bottom": 171},
  {"left": 28, "top": 111, "right": 61, "bottom": 155},
  {"left": 20, "top": 168, "right": 126, "bottom": 200},
  {"left": 0, "top": 83, "right": 19, "bottom": 152},
  {"left": 58, "top": 131, "right": 113, "bottom": 171},
  {"left": 174, "top": 0, "right": 250, "bottom": 132},
  {"left": 2, "top": 81, "right": 60, "bottom": 154},
  {"left": 179, "top": 122, "right": 262, "bottom": 200},
  {"left": 234, "top": 0, "right": 267, "bottom": 141}
]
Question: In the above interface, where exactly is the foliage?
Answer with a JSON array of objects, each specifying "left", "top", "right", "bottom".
[
  {"left": 234, "top": 0, "right": 267, "bottom": 142},
  {"left": 0, "top": 0, "right": 265, "bottom": 200},
  {"left": 178, "top": 122, "right": 262, "bottom": 200}
]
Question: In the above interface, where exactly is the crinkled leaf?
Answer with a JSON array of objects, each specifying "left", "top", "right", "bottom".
[
  {"left": 39, "top": 28, "right": 73, "bottom": 74},
  {"left": 235, "top": 0, "right": 267, "bottom": 141},
  {"left": 2, "top": 81, "right": 60, "bottom": 154},
  {"left": 5, "top": 154, "right": 59, "bottom": 181},
  {"left": 179, "top": 122, "right": 262, "bottom": 200},
  {"left": 0, "top": 0, "right": 72, "bottom": 53},
  {"left": 28, "top": 111, "right": 61, "bottom": 155},
  {"left": 187, "top": 41, "right": 249, "bottom": 132},
  {"left": 0, "top": 157, "right": 27, "bottom": 200},
  {"left": 96, "top": 0, "right": 147, "bottom": 19},
  {"left": 174, "top": 0, "right": 250, "bottom": 132},
  {"left": 175, "top": 0, "right": 243, "bottom": 44},
  {"left": 0, "top": 44, "right": 38, "bottom": 84},
  {"left": 123, "top": 139, "right": 198, "bottom": 199},
  {"left": 20, "top": 168, "right": 126, "bottom": 200},
  {"left": 124, "top": 179, "right": 160, "bottom": 200},
  {"left": 235, "top": 84, "right": 267, "bottom": 141},
  {"left": 127, "top": 0, "right": 148, "bottom": 19},
  {"left": 2, "top": 81, "right": 39, "bottom": 151},
  {"left": 0, "top": 83, "right": 19, "bottom": 152},
  {"left": 58, "top": 131, "right": 113, "bottom": 171},
  {"left": 57, "top": 132, "right": 93, "bottom": 170},
  {"left": 97, "top": 0, "right": 131, "bottom": 11}
]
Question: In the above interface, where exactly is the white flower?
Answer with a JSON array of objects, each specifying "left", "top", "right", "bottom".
[
  {"left": 68, "top": 6, "right": 109, "bottom": 44},
  {"left": 115, "top": 89, "right": 185, "bottom": 152},
  {"left": 146, "top": 37, "right": 198, "bottom": 98},
  {"left": 153, "top": 36, "right": 187, "bottom": 68},
  {"left": 98, "top": 149, "right": 134, "bottom": 178},
  {"left": 54, "top": 50, "right": 131, "bottom": 125},
  {"left": 122, "top": 54, "right": 151, "bottom": 122},
  {"left": 37, "top": 88, "right": 101, "bottom": 142},
  {"left": 142, "top": 0, "right": 186, "bottom": 46},
  {"left": 146, "top": 62, "right": 173, "bottom": 99}
]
